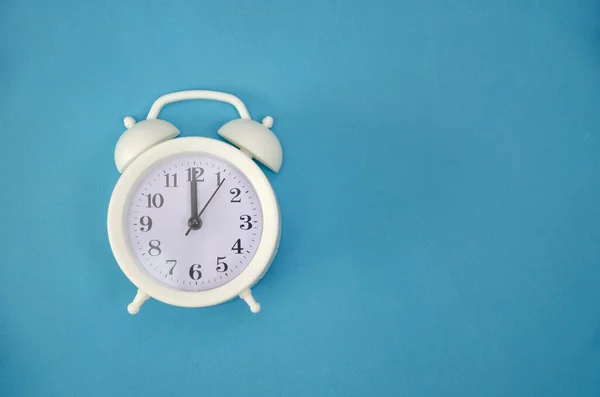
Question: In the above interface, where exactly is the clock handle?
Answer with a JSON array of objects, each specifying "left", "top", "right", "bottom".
[
  {"left": 146, "top": 90, "right": 252, "bottom": 120},
  {"left": 239, "top": 288, "right": 261, "bottom": 313},
  {"left": 127, "top": 289, "right": 150, "bottom": 315}
]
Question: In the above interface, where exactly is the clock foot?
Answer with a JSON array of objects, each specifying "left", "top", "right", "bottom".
[
  {"left": 239, "top": 288, "right": 261, "bottom": 313},
  {"left": 127, "top": 289, "right": 150, "bottom": 315}
]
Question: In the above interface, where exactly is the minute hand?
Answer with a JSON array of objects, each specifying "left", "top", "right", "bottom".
[{"left": 185, "top": 178, "right": 226, "bottom": 235}]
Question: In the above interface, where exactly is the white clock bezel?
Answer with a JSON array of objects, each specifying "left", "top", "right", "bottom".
[{"left": 107, "top": 137, "right": 280, "bottom": 308}]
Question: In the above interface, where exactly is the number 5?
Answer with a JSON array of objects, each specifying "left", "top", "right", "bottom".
[{"left": 216, "top": 256, "right": 228, "bottom": 273}]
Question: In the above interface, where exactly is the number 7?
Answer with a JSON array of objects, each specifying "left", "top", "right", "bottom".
[{"left": 167, "top": 260, "right": 177, "bottom": 275}]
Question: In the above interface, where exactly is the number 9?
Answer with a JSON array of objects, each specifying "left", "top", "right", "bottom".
[{"left": 140, "top": 216, "right": 153, "bottom": 232}]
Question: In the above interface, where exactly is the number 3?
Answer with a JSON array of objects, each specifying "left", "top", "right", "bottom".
[{"left": 240, "top": 215, "right": 252, "bottom": 230}]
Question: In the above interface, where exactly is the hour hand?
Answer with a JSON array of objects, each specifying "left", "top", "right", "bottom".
[
  {"left": 190, "top": 176, "right": 198, "bottom": 218},
  {"left": 186, "top": 175, "right": 201, "bottom": 235}
]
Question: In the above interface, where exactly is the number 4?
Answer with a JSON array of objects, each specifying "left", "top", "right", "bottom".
[{"left": 231, "top": 239, "right": 244, "bottom": 254}]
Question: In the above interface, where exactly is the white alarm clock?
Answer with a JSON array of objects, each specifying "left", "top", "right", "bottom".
[{"left": 107, "top": 90, "right": 282, "bottom": 315}]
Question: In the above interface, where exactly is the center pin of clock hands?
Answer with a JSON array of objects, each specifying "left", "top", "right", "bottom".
[{"left": 185, "top": 178, "right": 226, "bottom": 236}]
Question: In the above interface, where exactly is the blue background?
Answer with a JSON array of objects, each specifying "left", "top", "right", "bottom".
[{"left": 1, "top": 1, "right": 600, "bottom": 396}]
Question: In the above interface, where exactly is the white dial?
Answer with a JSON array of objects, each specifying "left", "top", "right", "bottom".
[{"left": 126, "top": 153, "right": 262, "bottom": 291}]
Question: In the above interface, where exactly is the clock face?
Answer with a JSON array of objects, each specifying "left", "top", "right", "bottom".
[{"left": 126, "top": 153, "right": 263, "bottom": 291}]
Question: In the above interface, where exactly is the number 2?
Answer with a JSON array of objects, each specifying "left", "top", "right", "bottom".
[{"left": 230, "top": 188, "right": 241, "bottom": 203}]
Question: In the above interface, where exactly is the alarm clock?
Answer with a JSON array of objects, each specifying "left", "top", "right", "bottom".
[{"left": 107, "top": 90, "right": 282, "bottom": 315}]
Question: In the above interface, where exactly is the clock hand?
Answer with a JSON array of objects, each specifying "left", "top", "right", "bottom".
[
  {"left": 185, "top": 175, "right": 201, "bottom": 236},
  {"left": 198, "top": 178, "right": 226, "bottom": 218},
  {"left": 185, "top": 178, "right": 226, "bottom": 236},
  {"left": 190, "top": 175, "right": 198, "bottom": 219}
]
